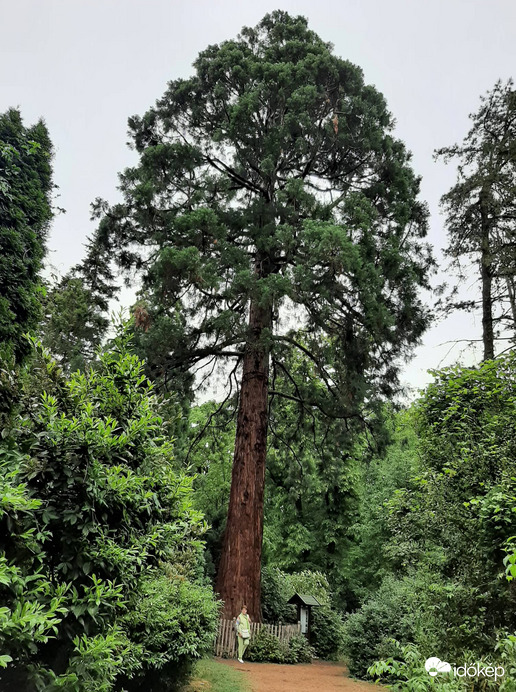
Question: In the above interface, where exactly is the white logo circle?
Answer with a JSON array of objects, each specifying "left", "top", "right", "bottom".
[{"left": 425, "top": 657, "right": 452, "bottom": 677}]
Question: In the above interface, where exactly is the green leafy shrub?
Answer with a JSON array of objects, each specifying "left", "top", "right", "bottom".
[
  {"left": 34, "top": 626, "right": 132, "bottom": 692},
  {"left": 285, "top": 634, "right": 314, "bottom": 664},
  {"left": 368, "top": 639, "right": 513, "bottom": 691},
  {"left": 119, "top": 574, "right": 219, "bottom": 691},
  {"left": 343, "top": 571, "right": 477, "bottom": 678},
  {"left": 0, "top": 331, "right": 218, "bottom": 690},
  {"left": 367, "top": 641, "right": 459, "bottom": 691},
  {"left": 342, "top": 576, "right": 420, "bottom": 678},
  {"left": 247, "top": 629, "right": 287, "bottom": 663},
  {"left": 247, "top": 629, "right": 314, "bottom": 664},
  {"left": 260, "top": 566, "right": 297, "bottom": 623},
  {"left": 310, "top": 606, "right": 346, "bottom": 661},
  {"left": 496, "top": 634, "right": 516, "bottom": 690}
]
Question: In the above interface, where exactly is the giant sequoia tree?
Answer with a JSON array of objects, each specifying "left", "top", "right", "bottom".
[{"left": 88, "top": 12, "right": 434, "bottom": 617}]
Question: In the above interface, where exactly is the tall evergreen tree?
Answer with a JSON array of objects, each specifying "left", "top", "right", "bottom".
[
  {"left": 437, "top": 79, "right": 516, "bottom": 361},
  {"left": 38, "top": 225, "right": 122, "bottom": 373},
  {"left": 0, "top": 109, "right": 53, "bottom": 363},
  {"left": 87, "top": 12, "right": 434, "bottom": 617},
  {"left": 39, "top": 274, "right": 109, "bottom": 372}
]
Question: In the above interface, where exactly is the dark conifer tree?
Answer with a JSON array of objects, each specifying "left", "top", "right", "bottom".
[
  {"left": 437, "top": 79, "right": 516, "bottom": 361},
  {"left": 0, "top": 109, "right": 53, "bottom": 363}
]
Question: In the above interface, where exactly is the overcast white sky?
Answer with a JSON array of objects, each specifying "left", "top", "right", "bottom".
[{"left": 1, "top": 0, "right": 515, "bottom": 396}]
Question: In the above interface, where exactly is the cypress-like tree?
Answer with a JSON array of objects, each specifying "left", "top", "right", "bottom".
[
  {"left": 87, "top": 12, "right": 434, "bottom": 617},
  {"left": 0, "top": 109, "right": 53, "bottom": 363}
]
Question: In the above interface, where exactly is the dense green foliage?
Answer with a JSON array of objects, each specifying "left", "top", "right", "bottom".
[
  {"left": 341, "top": 409, "right": 418, "bottom": 608},
  {"left": 260, "top": 567, "right": 346, "bottom": 660},
  {"left": 0, "top": 109, "right": 53, "bottom": 364},
  {"left": 187, "top": 394, "right": 362, "bottom": 608},
  {"left": 247, "top": 630, "right": 314, "bottom": 664},
  {"left": 40, "top": 275, "right": 109, "bottom": 372},
  {"left": 368, "top": 639, "right": 516, "bottom": 691},
  {"left": 85, "top": 11, "right": 434, "bottom": 415},
  {"left": 0, "top": 333, "right": 218, "bottom": 691},
  {"left": 185, "top": 401, "right": 235, "bottom": 578},
  {"left": 343, "top": 575, "right": 425, "bottom": 677},
  {"left": 343, "top": 354, "right": 516, "bottom": 686}
]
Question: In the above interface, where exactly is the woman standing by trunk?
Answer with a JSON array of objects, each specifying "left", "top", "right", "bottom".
[{"left": 235, "top": 605, "right": 251, "bottom": 663}]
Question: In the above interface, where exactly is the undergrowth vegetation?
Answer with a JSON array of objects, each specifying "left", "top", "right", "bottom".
[
  {"left": 343, "top": 355, "right": 516, "bottom": 689},
  {"left": 0, "top": 332, "right": 218, "bottom": 691}
]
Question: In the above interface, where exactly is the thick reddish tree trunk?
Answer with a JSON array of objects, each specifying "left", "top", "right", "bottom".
[{"left": 216, "top": 297, "right": 272, "bottom": 621}]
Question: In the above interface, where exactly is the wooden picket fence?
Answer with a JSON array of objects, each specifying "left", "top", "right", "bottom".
[{"left": 214, "top": 618, "right": 301, "bottom": 658}]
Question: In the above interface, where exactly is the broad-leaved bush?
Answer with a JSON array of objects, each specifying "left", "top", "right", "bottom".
[{"left": 0, "top": 333, "right": 218, "bottom": 691}]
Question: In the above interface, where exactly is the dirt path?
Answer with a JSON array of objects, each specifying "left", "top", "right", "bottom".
[{"left": 219, "top": 659, "right": 380, "bottom": 692}]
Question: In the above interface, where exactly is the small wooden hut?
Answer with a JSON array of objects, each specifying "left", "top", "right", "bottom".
[{"left": 287, "top": 593, "right": 322, "bottom": 640}]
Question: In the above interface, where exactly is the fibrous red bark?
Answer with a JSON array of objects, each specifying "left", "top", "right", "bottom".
[{"left": 216, "top": 297, "right": 271, "bottom": 621}]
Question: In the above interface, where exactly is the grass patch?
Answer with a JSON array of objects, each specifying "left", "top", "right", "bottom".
[{"left": 182, "top": 658, "right": 250, "bottom": 692}]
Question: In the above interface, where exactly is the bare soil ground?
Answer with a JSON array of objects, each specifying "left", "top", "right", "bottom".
[{"left": 219, "top": 658, "right": 380, "bottom": 692}]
